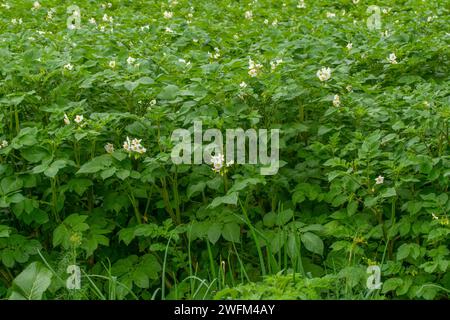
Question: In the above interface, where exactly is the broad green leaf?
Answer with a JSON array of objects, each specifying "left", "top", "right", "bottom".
[
  {"left": 9, "top": 262, "right": 52, "bottom": 300},
  {"left": 380, "top": 187, "right": 397, "bottom": 198},
  {"left": 157, "top": 84, "right": 179, "bottom": 100},
  {"left": 77, "top": 155, "right": 112, "bottom": 174},
  {"left": 221, "top": 223, "right": 240, "bottom": 243},
  {"left": 382, "top": 278, "right": 403, "bottom": 293},
  {"left": 301, "top": 232, "right": 324, "bottom": 255},
  {"left": 209, "top": 192, "right": 239, "bottom": 208},
  {"left": 207, "top": 223, "right": 222, "bottom": 244}
]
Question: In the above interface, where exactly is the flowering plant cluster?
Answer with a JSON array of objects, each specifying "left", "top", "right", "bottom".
[{"left": 0, "top": 0, "right": 448, "bottom": 301}]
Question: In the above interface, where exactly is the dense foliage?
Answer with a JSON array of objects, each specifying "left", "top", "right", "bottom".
[{"left": 0, "top": 0, "right": 449, "bottom": 300}]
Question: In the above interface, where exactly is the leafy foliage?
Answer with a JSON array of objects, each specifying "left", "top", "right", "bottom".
[{"left": 0, "top": 0, "right": 448, "bottom": 300}]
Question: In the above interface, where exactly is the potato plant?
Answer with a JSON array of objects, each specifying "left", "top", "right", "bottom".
[{"left": 0, "top": 0, "right": 449, "bottom": 300}]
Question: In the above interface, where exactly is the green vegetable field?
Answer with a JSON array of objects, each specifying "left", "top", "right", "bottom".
[{"left": 0, "top": 0, "right": 449, "bottom": 301}]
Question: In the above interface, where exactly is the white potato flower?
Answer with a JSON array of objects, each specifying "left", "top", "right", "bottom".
[
  {"left": 102, "top": 14, "right": 113, "bottom": 23},
  {"left": 127, "top": 56, "right": 136, "bottom": 65},
  {"left": 0, "top": 140, "right": 9, "bottom": 148},
  {"left": 47, "top": 8, "right": 56, "bottom": 19},
  {"left": 178, "top": 58, "right": 191, "bottom": 66},
  {"left": 64, "top": 63, "right": 73, "bottom": 70},
  {"left": 164, "top": 11, "right": 173, "bottom": 19},
  {"left": 388, "top": 53, "right": 398, "bottom": 64},
  {"left": 346, "top": 42, "right": 353, "bottom": 50},
  {"left": 63, "top": 113, "right": 70, "bottom": 125},
  {"left": 74, "top": 115, "right": 83, "bottom": 124},
  {"left": 297, "top": 0, "right": 306, "bottom": 9},
  {"left": 240, "top": 81, "right": 247, "bottom": 88},
  {"left": 123, "top": 137, "right": 146, "bottom": 154},
  {"left": 214, "top": 52, "right": 220, "bottom": 59},
  {"left": 316, "top": 67, "right": 331, "bottom": 81},
  {"left": 104, "top": 143, "right": 114, "bottom": 154},
  {"left": 375, "top": 175, "right": 384, "bottom": 184},
  {"left": 270, "top": 58, "right": 283, "bottom": 71},
  {"left": 12, "top": 18, "right": 23, "bottom": 25},
  {"left": 333, "top": 94, "right": 340, "bottom": 107},
  {"left": 381, "top": 30, "right": 390, "bottom": 37},
  {"left": 245, "top": 11, "right": 253, "bottom": 20},
  {"left": 210, "top": 153, "right": 233, "bottom": 173},
  {"left": 208, "top": 47, "right": 220, "bottom": 59},
  {"left": 248, "top": 58, "right": 263, "bottom": 77},
  {"left": 109, "top": 60, "right": 116, "bottom": 68}
]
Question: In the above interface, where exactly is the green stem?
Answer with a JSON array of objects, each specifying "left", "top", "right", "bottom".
[
  {"left": 127, "top": 182, "right": 142, "bottom": 224},
  {"left": 206, "top": 240, "right": 217, "bottom": 283},
  {"left": 239, "top": 200, "right": 266, "bottom": 276},
  {"left": 51, "top": 177, "right": 61, "bottom": 223}
]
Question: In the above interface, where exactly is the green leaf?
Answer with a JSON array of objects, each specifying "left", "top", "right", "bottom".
[
  {"left": 347, "top": 201, "right": 358, "bottom": 216},
  {"left": 100, "top": 167, "right": 117, "bottom": 180},
  {"left": 221, "top": 223, "right": 240, "bottom": 243},
  {"left": 292, "top": 183, "right": 322, "bottom": 204},
  {"left": 0, "top": 176, "right": 23, "bottom": 195},
  {"left": 228, "top": 177, "right": 265, "bottom": 193},
  {"left": 209, "top": 192, "right": 239, "bottom": 208},
  {"left": 207, "top": 223, "right": 222, "bottom": 244},
  {"left": 20, "top": 146, "right": 51, "bottom": 163},
  {"left": 187, "top": 181, "right": 206, "bottom": 199},
  {"left": 157, "top": 84, "right": 179, "bottom": 100},
  {"left": 44, "top": 160, "right": 68, "bottom": 178},
  {"left": 111, "top": 151, "right": 127, "bottom": 161},
  {"left": 396, "top": 244, "right": 410, "bottom": 260},
  {"left": 137, "top": 77, "right": 154, "bottom": 85},
  {"left": 9, "top": 262, "right": 52, "bottom": 300},
  {"left": 11, "top": 127, "right": 38, "bottom": 149},
  {"left": 2, "top": 249, "right": 15, "bottom": 268},
  {"left": 68, "top": 178, "right": 93, "bottom": 196},
  {"left": 116, "top": 169, "right": 130, "bottom": 180},
  {"left": 77, "top": 155, "right": 112, "bottom": 174},
  {"left": 124, "top": 81, "right": 139, "bottom": 92},
  {"left": 276, "top": 209, "right": 293, "bottom": 226},
  {"left": 0, "top": 225, "right": 11, "bottom": 238},
  {"left": 301, "top": 232, "right": 323, "bottom": 255},
  {"left": 382, "top": 278, "right": 403, "bottom": 293},
  {"left": 380, "top": 187, "right": 396, "bottom": 198}
]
